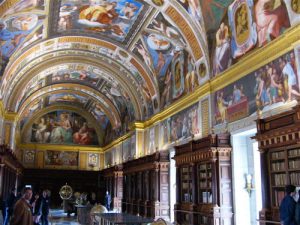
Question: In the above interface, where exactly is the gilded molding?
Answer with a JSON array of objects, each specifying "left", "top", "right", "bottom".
[
  {"left": 102, "top": 132, "right": 133, "bottom": 152},
  {"left": 0, "top": 101, "right": 4, "bottom": 118},
  {"left": 4, "top": 112, "right": 17, "bottom": 122},
  {"left": 18, "top": 143, "right": 102, "bottom": 152},
  {"left": 201, "top": 99, "right": 209, "bottom": 137}
]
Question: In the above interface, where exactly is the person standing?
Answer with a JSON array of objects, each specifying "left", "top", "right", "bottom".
[
  {"left": 31, "top": 193, "right": 42, "bottom": 225},
  {"left": 3, "top": 187, "right": 16, "bottom": 225},
  {"left": 104, "top": 191, "right": 111, "bottom": 211},
  {"left": 40, "top": 190, "right": 50, "bottom": 225},
  {"left": 10, "top": 187, "right": 33, "bottom": 225},
  {"left": 295, "top": 189, "right": 300, "bottom": 225},
  {"left": 280, "top": 184, "right": 296, "bottom": 225}
]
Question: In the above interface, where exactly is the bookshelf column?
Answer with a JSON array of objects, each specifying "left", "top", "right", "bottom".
[{"left": 254, "top": 104, "right": 300, "bottom": 224}]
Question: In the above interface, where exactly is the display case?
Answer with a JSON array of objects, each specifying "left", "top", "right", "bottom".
[
  {"left": 254, "top": 104, "right": 300, "bottom": 224},
  {"left": 174, "top": 134, "right": 233, "bottom": 225}
]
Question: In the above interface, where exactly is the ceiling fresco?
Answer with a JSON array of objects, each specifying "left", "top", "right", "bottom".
[
  {"left": 51, "top": 0, "right": 150, "bottom": 45},
  {"left": 1, "top": 0, "right": 298, "bottom": 148}
]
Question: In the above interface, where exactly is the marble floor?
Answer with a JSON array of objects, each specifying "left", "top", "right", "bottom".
[
  {"left": 0, "top": 209, "right": 80, "bottom": 225},
  {"left": 49, "top": 209, "right": 80, "bottom": 225}
]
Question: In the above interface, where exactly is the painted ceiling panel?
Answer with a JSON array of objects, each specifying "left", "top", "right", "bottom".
[{"left": 50, "top": 0, "right": 149, "bottom": 44}]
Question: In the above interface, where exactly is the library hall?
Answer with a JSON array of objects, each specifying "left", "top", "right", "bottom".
[{"left": 0, "top": 0, "right": 300, "bottom": 225}]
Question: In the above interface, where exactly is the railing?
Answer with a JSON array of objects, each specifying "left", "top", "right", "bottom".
[{"left": 257, "top": 219, "right": 281, "bottom": 224}]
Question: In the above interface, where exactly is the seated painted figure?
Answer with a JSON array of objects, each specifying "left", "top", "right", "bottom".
[{"left": 73, "top": 122, "right": 92, "bottom": 145}]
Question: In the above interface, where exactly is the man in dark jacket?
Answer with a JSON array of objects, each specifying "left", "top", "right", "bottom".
[
  {"left": 280, "top": 185, "right": 296, "bottom": 225},
  {"left": 4, "top": 187, "right": 16, "bottom": 225},
  {"left": 104, "top": 191, "right": 111, "bottom": 211},
  {"left": 40, "top": 190, "right": 50, "bottom": 225}
]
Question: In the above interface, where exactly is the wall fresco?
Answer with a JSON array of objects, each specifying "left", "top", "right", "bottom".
[
  {"left": 25, "top": 110, "right": 99, "bottom": 145},
  {"left": 23, "top": 149, "right": 35, "bottom": 164},
  {"left": 200, "top": 0, "right": 292, "bottom": 76},
  {"left": 47, "top": 93, "right": 88, "bottom": 106},
  {"left": 45, "top": 150, "right": 78, "bottom": 166},
  {"left": 88, "top": 153, "right": 99, "bottom": 167},
  {"left": 156, "top": 102, "right": 200, "bottom": 148},
  {"left": 214, "top": 50, "right": 299, "bottom": 125}
]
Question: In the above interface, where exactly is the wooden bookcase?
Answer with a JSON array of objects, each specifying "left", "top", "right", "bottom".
[
  {"left": 174, "top": 134, "right": 233, "bottom": 225},
  {"left": 121, "top": 151, "right": 170, "bottom": 220},
  {"left": 101, "top": 165, "right": 123, "bottom": 212},
  {"left": 254, "top": 104, "right": 300, "bottom": 224},
  {"left": 0, "top": 145, "right": 23, "bottom": 206}
]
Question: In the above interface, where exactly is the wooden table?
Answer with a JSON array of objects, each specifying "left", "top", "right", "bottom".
[{"left": 92, "top": 213, "right": 154, "bottom": 225}]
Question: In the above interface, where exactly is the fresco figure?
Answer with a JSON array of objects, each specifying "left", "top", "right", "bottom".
[
  {"left": 217, "top": 91, "right": 228, "bottom": 123},
  {"left": 136, "top": 43, "right": 152, "bottom": 68},
  {"left": 0, "top": 20, "right": 26, "bottom": 58},
  {"left": 73, "top": 122, "right": 91, "bottom": 145},
  {"left": 152, "top": 19, "right": 184, "bottom": 47},
  {"left": 279, "top": 57, "right": 300, "bottom": 101},
  {"left": 78, "top": 1, "right": 124, "bottom": 36},
  {"left": 255, "top": 0, "right": 290, "bottom": 47},
  {"left": 213, "top": 22, "right": 231, "bottom": 75},
  {"left": 121, "top": 2, "right": 138, "bottom": 19},
  {"left": 35, "top": 117, "right": 50, "bottom": 143},
  {"left": 185, "top": 55, "right": 198, "bottom": 93},
  {"left": 292, "top": 0, "right": 300, "bottom": 13},
  {"left": 232, "top": 84, "right": 242, "bottom": 103},
  {"left": 235, "top": 3, "right": 249, "bottom": 43},
  {"left": 255, "top": 72, "right": 271, "bottom": 108},
  {"left": 50, "top": 113, "right": 73, "bottom": 143},
  {"left": 160, "top": 69, "right": 172, "bottom": 108}
]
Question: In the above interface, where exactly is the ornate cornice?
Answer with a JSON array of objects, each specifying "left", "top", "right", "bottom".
[
  {"left": 4, "top": 112, "right": 18, "bottom": 122},
  {"left": 102, "top": 131, "right": 134, "bottom": 152},
  {"left": 18, "top": 143, "right": 102, "bottom": 152}
]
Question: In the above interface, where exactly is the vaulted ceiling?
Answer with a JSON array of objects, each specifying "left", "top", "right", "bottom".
[
  {"left": 0, "top": 0, "right": 208, "bottom": 147},
  {"left": 2, "top": 0, "right": 299, "bottom": 149}
]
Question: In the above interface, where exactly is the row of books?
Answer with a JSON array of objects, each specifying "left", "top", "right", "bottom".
[
  {"left": 199, "top": 181, "right": 212, "bottom": 188},
  {"left": 271, "top": 151, "right": 285, "bottom": 159},
  {"left": 198, "top": 163, "right": 212, "bottom": 170},
  {"left": 274, "top": 190, "right": 285, "bottom": 207},
  {"left": 271, "top": 162, "right": 285, "bottom": 171},
  {"left": 288, "top": 149, "right": 300, "bottom": 157},
  {"left": 198, "top": 172, "right": 212, "bottom": 178},
  {"left": 200, "top": 191, "right": 213, "bottom": 203},
  {"left": 273, "top": 174, "right": 287, "bottom": 186},
  {"left": 290, "top": 173, "right": 300, "bottom": 185},
  {"left": 289, "top": 160, "right": 300, "bottom": 169}
]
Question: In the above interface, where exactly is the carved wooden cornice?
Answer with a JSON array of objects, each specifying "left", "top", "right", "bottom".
[{"left": 254, "top": 104, "right": 300, "bottom": 151}]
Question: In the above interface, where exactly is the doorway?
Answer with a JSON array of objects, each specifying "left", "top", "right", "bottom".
[{"left": 232, "top": 128, "right": 262, "bottom": 225}]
